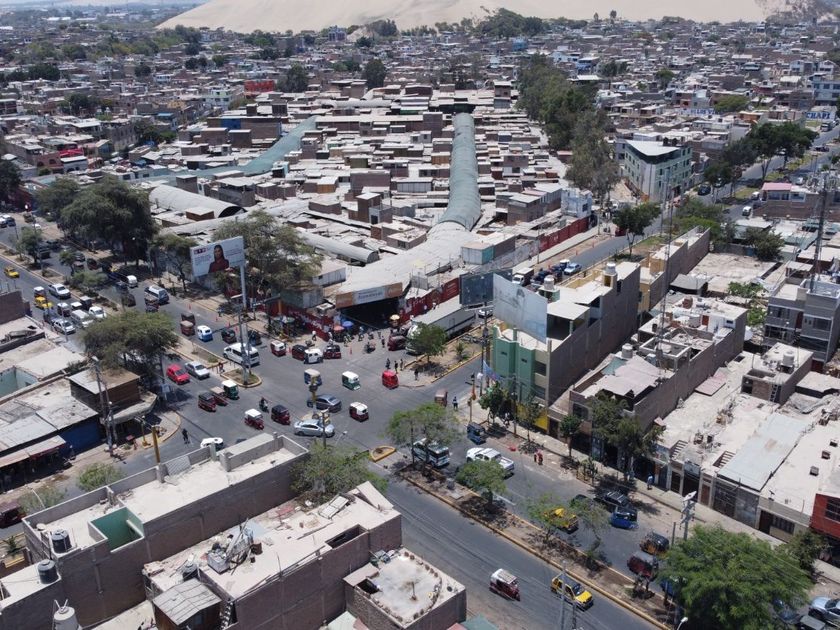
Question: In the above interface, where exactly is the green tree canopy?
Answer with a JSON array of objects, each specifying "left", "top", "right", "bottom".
[
  {"left": 282, "top": 63, "right": 308, "bottom": 92},
  {"left": 749, "top": 122, "right": 817, "bottom": 180},
  {"left": 782, "top": 529, "right": 825, "bottom": 577},
  {"left": 291, "top": 442, "right": 385, "bottom": 504},
  {"left": 408, "top": 323, "right": 447, "bottom": 361},
  {"left": 566, "top": 111, "right": 619, "bottom": 202},
  {"left": 744, "top": 227, "right": 783, "bottom": 261},
  {"left": 363, "top": 58, "right": 386, "bottom": 89},
  {"left": 655, "top": 67, "right": 674, "bottom": 90},
  {"left": 559, "top": 414, "right": 582, "bottom": 458},
  {"left": 456, "top": 459, "right": 506, "bottom": 508},
  {"left": 714, "top": 94, "right": 750, "bottom": 113},
  {"left": 35, "top": 177, "right": 79, "bottom": 221},
  {"left": 151, "top": 233, "right": 196, "bottom": 292},
  {"left": 212, "top": 208, "right": 322, "bottom": 302},
  {"left": 83, "top": 310, "right": 179, "bottom": 375},
  {"left": 16, "top": 226, "right": 41, "bottom": 263},
  {"left": 386, "top": 402, "right": 459, "bottom": 465},
  {"left": 77, "top": 463, "right": 124, "bottom": 492},
  {"left": 478, "top": 383, "right": 508, "bottom": 422},
  {"left": 614, "top": 202, "right": 659, "bottom": 258},
  {"left": 0, "top": 160, "right": 21, "bottom": 202},
  {"left": 664, "top": 525, "right": 810, "bottom": 630}
]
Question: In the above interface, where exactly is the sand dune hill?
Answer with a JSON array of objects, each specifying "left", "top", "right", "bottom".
[{"left": 159, "top": 0, "right": 777, "bottom": 33}]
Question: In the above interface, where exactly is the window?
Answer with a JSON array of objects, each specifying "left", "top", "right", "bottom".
[
  {"left": 770, "top": 514, "right": 795, "bottom": 534},
  {"left": 808, "top": 317, "right": 832, "bottom": 331},
  {"left": 825, "top": 497, "right": 840, "bottom": 522}
]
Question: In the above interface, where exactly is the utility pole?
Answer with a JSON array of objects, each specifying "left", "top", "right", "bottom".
[
  {"left": 91, "top": 357, "right": 115, "bottom": 457},
  {"left": 681, "top": 491, "right": 696, "bottom": 541},
  {"left": 559, "top": 562, "right": 568, "bottom": 630}
]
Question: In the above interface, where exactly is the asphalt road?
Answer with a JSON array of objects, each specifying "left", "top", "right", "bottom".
[{"left": 389, "top": 477, "right": 655, "bottom": 630}]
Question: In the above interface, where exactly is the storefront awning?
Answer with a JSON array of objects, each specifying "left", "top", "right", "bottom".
[
  {"left": 0, "top": 451, "right": 29, "bottom": 469},
  {"left": 26, "top": 436, "right": 66, "bottom": 458}
]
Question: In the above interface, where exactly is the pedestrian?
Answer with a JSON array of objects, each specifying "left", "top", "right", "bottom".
[
  {"left": 647, "top": 474, "right": 654, "bottom": 490},
  {"left": 386, "top": 358, "right": 391, "bottom": 369},
  {"left": 182, "top": 428, "right": 189, "bottom": 444},
  {"left": 538, "top": 451, "right": 544, "bottom": 466},
  {"left": 533, "top": 451, "right": 538, "bottom": 463},
  {"left": 381, "top": 337, "right": 385, "bottom": 348},
  {"left": 453, "top": 396, "right": 458, "bottom": 410},
  {"left": 414, "top": 368, "right": 419, "bottom": 381},
  {"left": 400, "top": 358, "right": 405, "bottom": 370}
]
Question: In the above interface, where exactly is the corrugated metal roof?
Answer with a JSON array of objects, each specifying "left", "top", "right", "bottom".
[
  {"left": 153, "top": 580, "right": 220, "bottom": 625},
  {"left": 438, "top": 113, "right": 480, "bottom": 230},
  {"left": 150, "top": 185, "right": 241, "bottom": 218}
]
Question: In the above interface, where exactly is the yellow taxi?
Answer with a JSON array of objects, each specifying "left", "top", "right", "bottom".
[
  {"left": 34, "top": 296, "right": 52, "bottom": 310},
  {"left": 547, "top": 506, "right": 579, "bottom": 533},
  {"left": 3, "top": 267, "right": 18, "bottom": 278},
  {"left": 550, "top": 574, "right": 593, "bottom": 609}
]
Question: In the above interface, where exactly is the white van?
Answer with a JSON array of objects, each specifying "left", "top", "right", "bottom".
[
  {"left": 144, "top": 285, "right": 169, "bottom": 304},
  {"left": 70, "top": 309, "right": 93, "bottom": 329},
  {"left": 304, "top": 347, "right": 323, "bottom": 364},
  {"left": 223, "top": 342, "right": 260, "bottom": 366}
]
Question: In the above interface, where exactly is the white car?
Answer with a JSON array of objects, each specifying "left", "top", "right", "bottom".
[
  {"left": 48, "top": 283, "right": 71, "bottom": 299},
  {"left": 466, "top": 447, "right": 515, "bottom": 476},
  {"left": 185, "top": 361, "right": 211, "bottom": 379},
  {"left": 795, "top": 176, "right": 805, "bottom": 186},
  {"left": 89, "top": 306, "right": 106, "bottom": 321},
  {"left": 477, "top": 306, "right": 493, "bottom": 319},
  {"left": 56, "top": 302, "right": 71, "bottom": 317},
  {"left": 293, "top": 420, "right": 336, "bottom": 438},
  {"left": 200, "top": 437, "right": 225, "bottom": 450},
  {"left": 52, "top": 318, "right": 76, "bottom": 335}
]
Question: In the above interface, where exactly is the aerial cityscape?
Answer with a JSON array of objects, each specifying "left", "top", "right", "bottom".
[{"left": 0, "top": 1, "right": 840, "bottom": 629}]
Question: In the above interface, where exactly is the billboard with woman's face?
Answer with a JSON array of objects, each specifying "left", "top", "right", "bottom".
[{"left": 190, "top": 236, "right": 245, "bottom": 277}]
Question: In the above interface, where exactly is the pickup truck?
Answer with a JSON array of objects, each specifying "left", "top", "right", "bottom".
[{"left": 466, "top": 447, "right": 515, "bottom": 476}]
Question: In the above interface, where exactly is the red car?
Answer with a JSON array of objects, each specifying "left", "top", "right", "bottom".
[
  {"left": 324, "top": 344, "right": 342, "bottom": 359},
  {"left": 166, "top": 364, "right": 190, "bottom": 385}
]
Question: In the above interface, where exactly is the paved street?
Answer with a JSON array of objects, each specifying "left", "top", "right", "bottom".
[{"left": 389, "top": 477, "right": 655, "bottom": 630}]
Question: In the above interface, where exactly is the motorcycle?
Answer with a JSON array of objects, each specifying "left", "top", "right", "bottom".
[{"left": 259, "top": 399, "right": 269, "bottom": 412}]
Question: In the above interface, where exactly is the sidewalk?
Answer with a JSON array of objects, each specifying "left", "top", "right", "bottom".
[{"left": 465, "top": 413, "right": 840, "bottom": 596}]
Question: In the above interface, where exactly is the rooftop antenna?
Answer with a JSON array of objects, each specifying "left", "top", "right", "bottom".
[{"left": 810, "top": 170, "right": 835, "bottom": 292}]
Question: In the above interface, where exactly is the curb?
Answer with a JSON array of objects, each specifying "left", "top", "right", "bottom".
[{"left": 400, "top": 472, "right": 669, "bottom": 630}]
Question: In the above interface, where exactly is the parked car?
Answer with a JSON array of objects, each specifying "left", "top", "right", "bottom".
[
  {"left": 52, "top": 319, "right": 76, "bottom": 335},
  {"left": 291, "top": 344, "right": 307, "bottom": 360},
  {"left": 48, "top": 283, "right": 71, "bottom": 300},
  {"left": 697, "top": 183, "right": 711, "bottom": 196},
  {"left": 293, "top": 420, "right": 336, "bottom": 438},
  {"left": 324, "top": 344, "right": 342, "bottom": 359},
  {"left": 197, "top": 392, "right": 217, "bottom": 412},
  {"left": 349, "top": 402, "right": 369, "bottom": 421},
  {"left": 466, "top": 447, "right": 515, "bottom": 476},
  {"left": 306, "top": 394, "right": 342, "bottom": 412},
  {"left": 89, "top": 306, "right": 106, "bottom": 321},
  {"left": 795, "top": 176, "right": 805, "bottom": 186},
  {"left": 810, "top": 597, "right": 840, "bottom": 625},
  {"left": 477, "top": 306, "right": 494, "bottom": 319},
  {"left": 550, "top": 574, "right": 593, "bottom": 609},
  {"left": 247, "top": 330, "right": 262, "bottom": 346},
  {"left": 196, "top": 325, "right": 213, "bottom": 342},
  {"left": 185, "top": 361, "right": 210, "bottom": 380},
  {"left": 551, "top": 260, "right": 569, "bottom": 275},
  {"left": 563, "top": 262, "right": 582, "bottom": 275},
  {"left": 773, "top": 598, "right": 803, "bottom": 626},
  {"left": 221, "top": 328, "right": 237, "bottom": 343},
  {"left": 166, "top": 364, "right": 190, "bottom": 385},
  {"left": 742, "top": 205, "right": 753, "bottom": 217},
  {"left": 200, "top": 437, "right": 225, "bottom": 449},
  {"left": 56, "top": 302, "right": 71, "bottom": 317},
  {"left": 596, "top": 490, "right": 632, "bottom": 511},
  {"left": 3, "top": 267, "right": 18, "bottom": 278}
]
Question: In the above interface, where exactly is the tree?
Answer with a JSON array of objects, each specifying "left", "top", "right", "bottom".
[
  {"left": 69, "top": 270, "right": 107, "bottom": 293},
  {"left": 386, "top": 402, "right": 459, "bottom": 466},
  {"left": 83, "top": 311, "right": 179, "bottom": 377},
  {"left": 355, "top": 36, "right": 372, "bottom": 48},
  {"left": 0, "top": 160, "right": 20, "bottom": 202},
  {"left": 152, "top": 233, "right": 196, "bottom": 293},
  {"left": 782, "top": 529, "right": 825, "bottom": 577},
  {"left": 598, "top": 415, "right": 663, "bottom": 480},
  {"left": 19, "top": 482, "right": 65, "bottom": 515},
  {"left": 526, "top": 492, "right": 567, "bottom": 544},
  {"left": 614, "top": 202, "right": 660, "bottom": 258},
  {"left": 599, "top": 59, "right": 627, "bottom": 89},
  {"left": 456, "top": 459, "right": 506, "bottom": 508},
  {"left": 60, "top": 176, "right": 155, "bottom": 263},
  {"left": 715, "top": 94, "right": 750, "bottom": 113},
  {"left": 212, "top": 54, "right": 227, "bottom": 68},
  {"left": 58, "top": 248, "right": 76, "bottom": 268},
  {"left": 35, "top": 177, "right": 79, "bottom": 222},
  {"left": 291, "top": 442, "right": 385, "bottom": 504},
  {"left": 655, "top": 67, "right": 674, "bottom": 90},
  {"left": 570, "top": 495, "right": 608, "bottom": 559},
  {"left": 184, "top": 57, "right": 198, "bottom": 71},
  {"left": 63, "top": 92, "right": 100, "bottom": 116},
  {"left": 566, "top": 111, "right": 620, "bottom": 202},
  {"left": 408, "top": 323, "right": 447, "bottom": 362},
  {"left": 559, "top": 414, "right": 582, "bottom": 458},
  {"left": 212, "top": 209, "right": 322, "bottom": 309},
  {"left": 282, "top": 63, "right": 308, "bottom": 92},
  {"left": 78, "top": 463, "right": 124, "bottom": 492},
  {"left": 134, "top": 62, "right": 152, "bottom": 78},
  {"left": 749, "top": 122, "right": 817, "bottom": 180},
  {"left": 664, "top": 525, "right": 810, "bottom": 630},
  {"left": 478, "top": 383, "right": 507, "bottom": 424},
  {"left": 363, "top": 58, "right": 386, "bottom": 89},
  {"left": 184, "top": 41, "right": 201, "bottom": 56},
  {"left": 16, "top": 226, "right": 41, "bottom": 263},
  {"left": 744, "top": 227, "right": 783, "bottom": 261},
  {"left": 609, "top": 9, "right": 617, "bottom": 22}
]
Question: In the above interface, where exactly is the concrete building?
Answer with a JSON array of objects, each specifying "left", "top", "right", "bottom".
[
  {"left": 11, "top": 434, "right": 307, "bottom": 629},
  {"left": 623, "top": 139, "right": 692, "bottom": 202},
  {"left": 764, "top": 275, "right": 840, "bottom": 370}
]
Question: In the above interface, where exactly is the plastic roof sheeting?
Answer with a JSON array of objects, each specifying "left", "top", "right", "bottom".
[{"left": 436, "top": 113, "right": 480, "bottom": 231}]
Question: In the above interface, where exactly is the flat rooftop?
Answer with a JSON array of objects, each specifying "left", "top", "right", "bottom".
[
  {"left": 146, "top": 482, "right": 400, "bottom": 600},
  {"left": 690, "top": 253, "right": 776, "bottom": 295},
  {"left": 344, "top": 548, "right": 465, "bottom": 628},
  {"left": 36, "top": 435, "right": 302, "bottom": 552}
]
